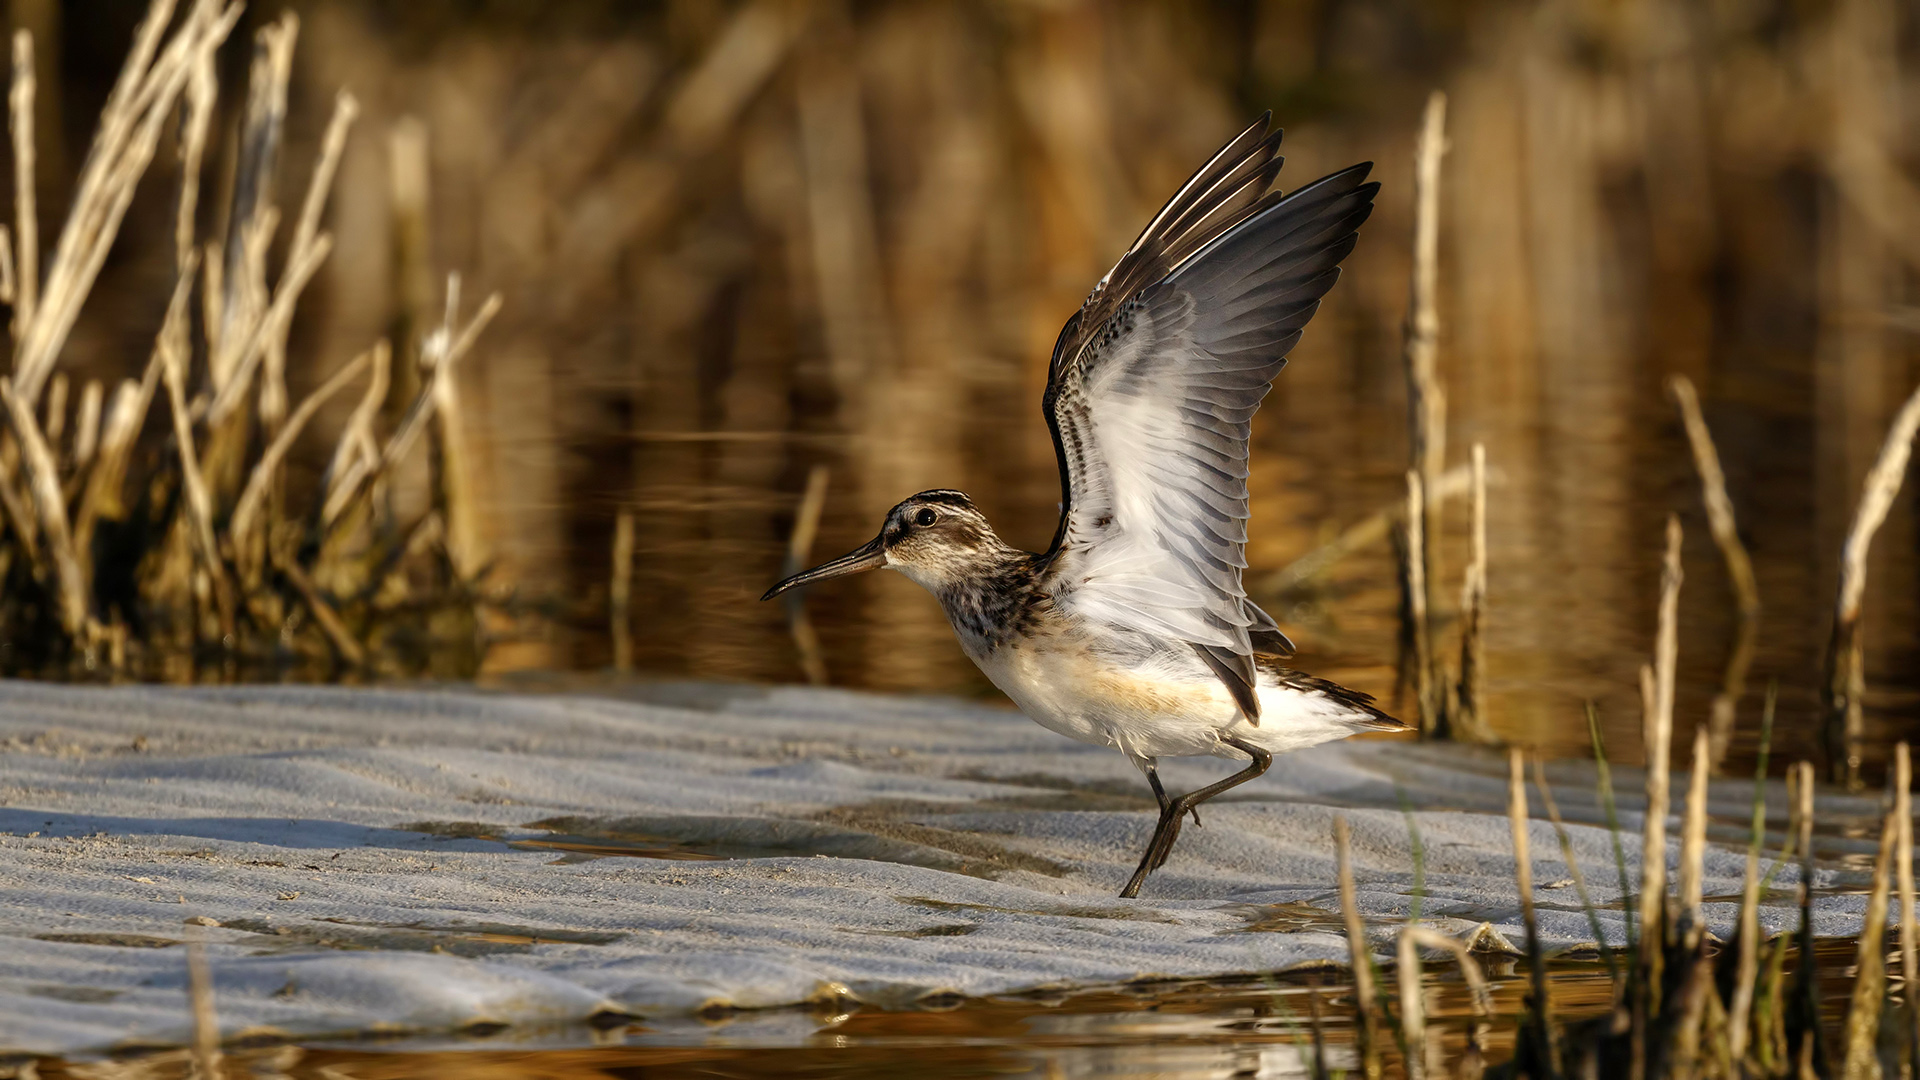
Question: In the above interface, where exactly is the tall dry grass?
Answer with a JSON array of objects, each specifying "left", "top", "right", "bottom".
[
  {"left": 1335, "top": 521, "right": 1920, "bottom": 1078},
  {"left": 0, "top": 1, "right": 495, "bottom": 679}
]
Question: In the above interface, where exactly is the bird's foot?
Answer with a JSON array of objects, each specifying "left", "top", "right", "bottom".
[
  {"left": 1120, "top": 804, "right": 1186, "bottom": 898},
  {"left": 1144, "top": 807, "right": 1185, "bottom": 873}
]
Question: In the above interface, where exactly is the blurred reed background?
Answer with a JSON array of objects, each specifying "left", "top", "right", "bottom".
[{"left": 13, "top": 0, "right": 1920, "bottom": 769}]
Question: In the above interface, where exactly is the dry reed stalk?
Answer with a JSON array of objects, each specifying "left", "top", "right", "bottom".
[
  {"left": 1824, "top": 380, "right": 1920, "bottom": 787},
  {"left": 261, "top": 88, "right": 355, "bottom": 441},
  {"left": 222, "top": 13, "right": 297, "bottom": 393},
  {"left": 1402, "top": 924, "right": 1493, "bottom": 1011},
  {"left": 1453, "top": 442, "right": 1490, "bottom": 742},
  {"left": 1402, "top": 93, "right": 1448, "bottom": 691},
  {"left": 42, "top": 371, "right": 64, "bottom": 447},
  {"left": 226, "top": 349, "right": 375, "bottom": 575},
  {"left": 205, "top": 235, "right": 334, "bottom": 425},
  {"left": 1843, "top": 807, "right": 1900, "bottom": 1078},
  {"left": 1670, "top": 933, "right": 1721, "bottom": 1077},
  {"left": 186, "top": 933, "right": 218, "bottom": 1078},
  {"left": 1654, "top": 515, "right": 1682, "bottom": 754},
  {"left": 1396, "top": 932, "right": 1493, "bottom": 1075},
  {"left": 107, "top": 619, "right": 126, "bottom": 673},
  {"left": 74, "top": 332, "right": 167, "bottom": 564},
  {"left": 264, "top": 89, "right": 359, "bottom": 417},
  {"left": 274, "top": 553, "right": 363, "bottom": 668},
  {"left": 210, "top": 222, "right": 261, "bottom": 394},
  {"left": 1790, "top": 759, "right": 1823, "bottom": 1072},
  {"left": 1638, "top": 664, "right": 1667, "bottom": 1047},
  {"left": 1899, "top": 742, "right": 1918, "bottom": 1074},
  {"left": 173, "top": 20, "right": 216, "bottom": 272},
  {"left": 388, "top": 116, "right": 433, "bottom": 417},
  {"left": 1677, "top": 724, "right": 1711, "bottom": 937},
  {"left": 156, "top": 271, "right": 237, "bottom": 642},
  {"left": 1396, "top": 926, "right": 1428, "bottom": 1080},
  {"left": 0, "top": 375, "right": 85, "bottom": 636},
  {"left": 0, "top": 223, "right": 15, "bottom": 305},
  {"left": 1507, "top": 748, "right": 1556, "bottom": 1075},
  {"left": 10, "top": 29, "right": 36, "bottom": 339},
  {"left": 1669, "top": 375, "right": 1759, "bottom": 772},
  {"left": 610, "top": 510, "right": 634, "bottom": 672},
  {"left": 321, "top": 340, "right": 390, "bottom": 507},
  {"left": 1334, "top": 815, "right": 1382, "bottom": 1080},
  {"left": 15, "top": 0, "right": 239, "bottom": 407},
  {"left": 288, "top": 93, "right": 358, "bottom": 306},
  {"left": 1402, "top": 469, "right": 1435, "bottom": 734},
  {"left": 1639, "top": 517, "right": 1683, "bottom": 961},
  {"left": 1258, "top": 463, "right": 1477, "bottom": 596},
  {"left": 322, "top": 294, "right": 501, "bottom": 529},
  {"left": 71, "top": 378, "right": 99, "bottom": 469},
  {"left": 1752, "top": 765, "right": 1805, "bottom": 1074},
  {"left": 426, "top": 275, "right": 482, "bottom": 581},
  {"left": 1670, "top": 779, "right": 1724, "bottom": 1080},
  {"left": 1400, "top": 91, "right": 1449, "bottom": 744},
  {"left": 1726, "top": 686, "right": 1776, "bottom": 1063},
  {"left": 158, "top": 299, "right": 211, "bottom": 561},
  {"left": 206, "top": 210, "right": 277, "bottom": 400},
  {"left": 781, "top": 465, "right": 831, "bottom": 685},
  {"left": 50, "top": 13, "right": 208, "bottom": 372},
  {"left": 93, "top": 0, "right": 178, "bottom": 173}
]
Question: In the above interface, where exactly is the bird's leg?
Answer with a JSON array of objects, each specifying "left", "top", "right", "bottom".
[
  {"left": 1145, "top": 764, "right": 1172, "bottom": 815},
  {"left": 1123, "top": 792, "right": 1185, "bottom": 900},
  {"left": 1146, "top": 739, "right": 1271, "bottom": 874},
  {"left": 1119, "top": 736, "right": 1273, "bottom": 899},
  {"left": 1145, "top": 763, "right": 1203, "bottom": 827}
]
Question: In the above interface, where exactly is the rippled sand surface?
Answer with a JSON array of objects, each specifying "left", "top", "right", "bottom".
[{"left": 0, "top": 681, "right": 1880, "bottom": 1058}]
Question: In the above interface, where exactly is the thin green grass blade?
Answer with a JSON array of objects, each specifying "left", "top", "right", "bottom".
[
  {"left": 1532, "top": 757, "right": 1618, "bottom": 979},
  {"left": 1589, "top": 703, "right": 1636, "bottom": 950},
  {"left": 1398, "top": 783, "right": 1426, "bottom": 926},
  {"left": 1748, "top": 683, "right": 1776, "bottom": 865}
]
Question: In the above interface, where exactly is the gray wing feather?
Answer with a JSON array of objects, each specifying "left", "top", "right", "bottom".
[{"left": 1043, "top": 149, "right": 1376, "bottom": 718}]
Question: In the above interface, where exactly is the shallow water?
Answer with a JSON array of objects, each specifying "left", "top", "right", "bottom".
[
  {"left": 602, "top": 330, "right": 1920, "bottom": 779},
  {"left": 20, "top": 968, "right": 1595, "bottom": 1079},
  {"left": 28, "top": 941, "right": 1879, "bottom": 1079}
]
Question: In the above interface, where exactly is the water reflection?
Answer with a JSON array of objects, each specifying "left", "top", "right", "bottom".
[
  {"left": 28, "top": 944, "right": 1876, "bottom": 1078},
  {"left": 615, "top": 335, "right": 1920, "bottom": 777},
  {"left": 30, "top": 4, "right": 1920, "bottom": 773}
]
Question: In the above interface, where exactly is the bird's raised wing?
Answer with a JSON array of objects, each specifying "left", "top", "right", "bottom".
[{"left": 1040, "top": 119, "right": 1377, "bottom": 720}]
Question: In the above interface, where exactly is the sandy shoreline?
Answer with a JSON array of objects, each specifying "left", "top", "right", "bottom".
[{"left": 0, "top": 680, "right": 1877, "bottom": 1057}]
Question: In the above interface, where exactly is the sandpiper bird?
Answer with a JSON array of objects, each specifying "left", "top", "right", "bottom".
[{"left": 764, "top": 115, "right": 1404, "bottom": 898}]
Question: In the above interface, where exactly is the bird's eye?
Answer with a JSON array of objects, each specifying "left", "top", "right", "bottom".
[{"left": 914, "top": 508, "right": 937, "bottom": 527}]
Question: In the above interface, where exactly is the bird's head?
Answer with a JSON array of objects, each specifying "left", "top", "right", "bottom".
[{"left": 761, "top": 489, "right": 1005, "bottom": 599}]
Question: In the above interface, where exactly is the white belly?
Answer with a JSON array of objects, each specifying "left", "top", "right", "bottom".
[{"left": 968, "top": 639, "right": 1379, "bottom": 762}]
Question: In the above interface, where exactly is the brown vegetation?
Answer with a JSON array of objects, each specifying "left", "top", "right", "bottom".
[{"left": 0, "top": 1, "right": 495, "bottom": 679}]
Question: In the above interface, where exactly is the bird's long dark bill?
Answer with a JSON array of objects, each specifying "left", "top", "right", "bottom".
[{"left": 760, "top": 535, "right": 886, "bottom": 600}]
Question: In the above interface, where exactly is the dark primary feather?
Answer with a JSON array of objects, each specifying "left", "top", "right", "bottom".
[
  {"left": 1038, "top": 116, "right": 1377, "bottom": 720},
  {"left": 1041, "top": 113, "right": 1285, "bottom": 555}
]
